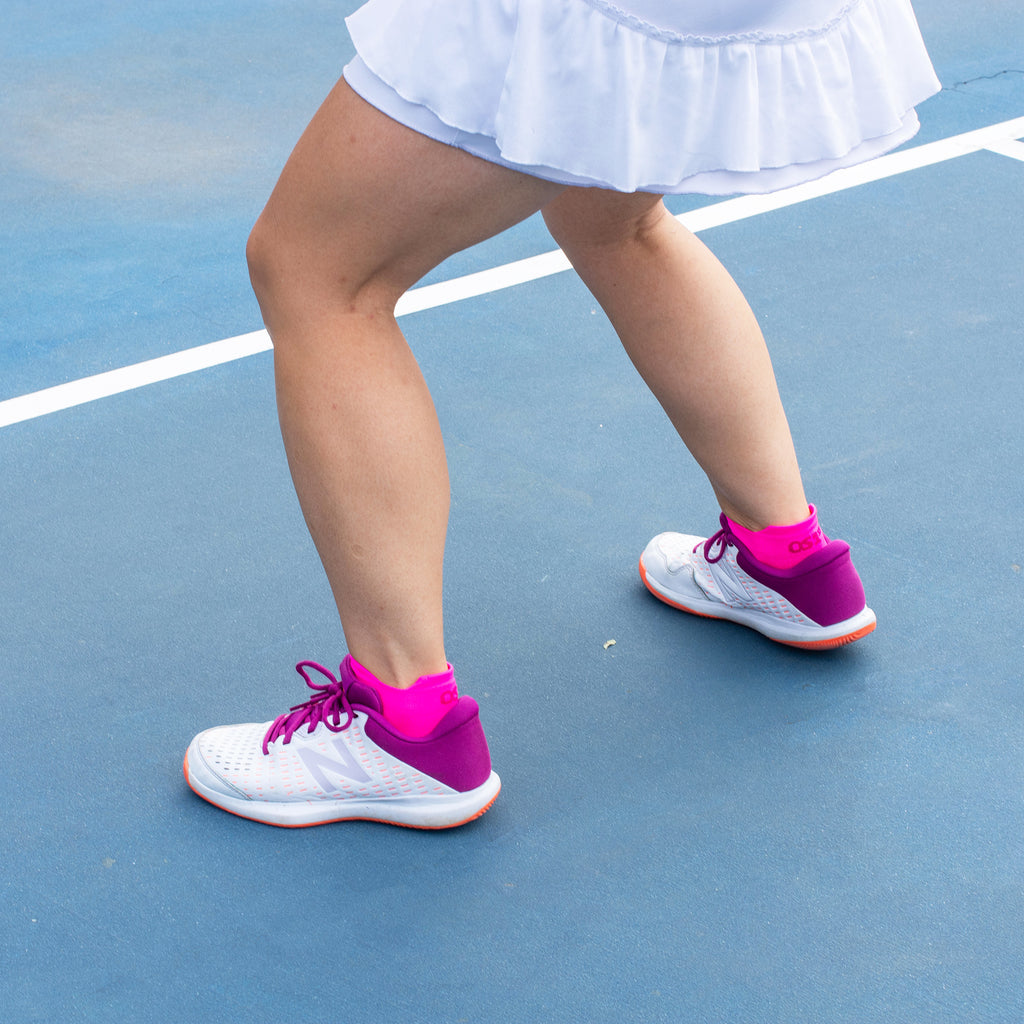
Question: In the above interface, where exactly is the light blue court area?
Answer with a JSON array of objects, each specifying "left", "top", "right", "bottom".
[{"left": 2, "top": 2, "right": 1023, "bottom": 1022}]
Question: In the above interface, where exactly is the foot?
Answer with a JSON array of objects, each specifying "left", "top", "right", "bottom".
[
  {"left": 184, "top": 658, "right": 500, "bottom": 828},
  {"left": 639, "top": 514, "right": 876, "bottom": 649}
]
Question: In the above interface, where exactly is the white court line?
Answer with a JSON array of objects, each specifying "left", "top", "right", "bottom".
[
  {"left": 2, "top": 114, "right": 1024, "bottom": 430},
  {"left": 984, "top": 138, "right": 1024, "bottom": 162},
  {"left": 0, "top": 331, "right": 275, "bottom": 429}
]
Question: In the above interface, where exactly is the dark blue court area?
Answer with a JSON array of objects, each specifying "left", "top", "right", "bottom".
[{"left": 2, "top": 2, "right": 1023, "bottom": 1021}]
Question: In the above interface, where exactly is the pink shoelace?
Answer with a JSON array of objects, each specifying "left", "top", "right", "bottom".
[
  {"left": 262, "top": 661, "right": 354, "bottom": 755},
  {"left": 697, "top": 527, "right": 734, "bottom": 564}
]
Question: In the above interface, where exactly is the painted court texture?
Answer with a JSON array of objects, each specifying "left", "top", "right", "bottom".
[{"left": 2, "top": 2, "right": 1023, "bottom": 1021}]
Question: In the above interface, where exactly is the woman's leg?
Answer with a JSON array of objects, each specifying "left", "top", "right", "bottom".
[
  {"left": 542, "top": 190, "right": 808, "bottom": 531},
  {"left": 543, "top": 190, "right": 873, "bottom": 647},
  {"left": 246, "top": 78, "right": 562, "bottom": 687}
]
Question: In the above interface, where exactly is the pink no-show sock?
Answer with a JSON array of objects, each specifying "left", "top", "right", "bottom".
[
  {"left": 348, "top": 656, "right": 459, "bottom": 737},
  {"left": 725, "top": 504, "right": 827, "bottom": 570}
]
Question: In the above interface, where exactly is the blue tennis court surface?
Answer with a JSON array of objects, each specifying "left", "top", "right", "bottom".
[{"left": 2, "top": 3, "right": 1023, "bottom": 1021}]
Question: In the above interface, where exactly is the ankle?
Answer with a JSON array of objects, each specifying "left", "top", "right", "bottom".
[
  {"left": 725, "top": 504, "right": 827, "bottom": 570},
  {"left": 348, "top": 655, "right": 458, "bottom": 737}
]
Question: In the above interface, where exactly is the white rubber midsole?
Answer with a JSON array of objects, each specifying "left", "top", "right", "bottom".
[
  {"left": 641, "top": 560, "right": 876, "bottom": 644},
  {"left": 185, "top": 757, "right": 501, "bottom": 829}
]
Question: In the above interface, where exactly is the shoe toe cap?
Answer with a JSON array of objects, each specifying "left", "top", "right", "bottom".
[
  {"left": 642, "top": 532, "right": 704, "bottom": 577},
  {"left": 185, "top": 726, "right": 258, "bottom": 800}
]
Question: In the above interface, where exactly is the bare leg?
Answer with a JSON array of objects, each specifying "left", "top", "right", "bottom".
[
  {"left": 543, "top": 191, "right": 809, "bottom": 531},
  {"left": 246, "top": 79, "right": 562, "bottom": 687},
  {"left": 248, "top": 77, "right": 811, "bottom": 689}
]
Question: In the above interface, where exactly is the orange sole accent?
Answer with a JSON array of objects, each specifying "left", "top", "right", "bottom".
[
  {"left": 183, "top": 752, "right": 499, "bottom": 830},
  {"left": 774, "top": 620, "right": 876, "bottom": 650},
  {"left": 638, "top": 555, "right": 875, "bottom": 649},
  {"left": 639, "top": 556, "right": 723, "bottom": 618}
]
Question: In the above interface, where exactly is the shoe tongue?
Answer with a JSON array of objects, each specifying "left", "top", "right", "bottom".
[
  {"left": 337, "top": 655, "right": 383, "bottom": 711},
  {"left": 346, "top": 681, "right": 383, "bottom": 712}
]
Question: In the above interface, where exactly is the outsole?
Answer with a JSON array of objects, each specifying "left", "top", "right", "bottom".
[
  {"left": 775, "top": 621, "right": 876, "bottom": 649},
  {"left": 638, "top": 554, "right": 876, "bottom": 649},
  {"left": 183, "top": 751, "right": 501, "bottom": 830}
]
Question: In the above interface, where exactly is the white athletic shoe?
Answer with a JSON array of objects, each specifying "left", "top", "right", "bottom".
[
  {"left": 640, "top": 516, "right": 876, "bottom": 649},
  {"left": 184, "top": 659, "right": 500, "bottom": 829}
]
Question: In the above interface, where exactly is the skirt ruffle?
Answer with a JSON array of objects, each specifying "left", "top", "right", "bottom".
[{"left": 344, "top": 0, "right": 940, "bottom": 195}]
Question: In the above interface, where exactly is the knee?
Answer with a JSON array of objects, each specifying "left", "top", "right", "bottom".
[
  {"left": 246, "top": 203, "right": 402, "bottom": 334},
  {"left": 543, "top": 190, "right": 668, "bottom": 254},
  {"left": 246, "top": 210, "right": 348, "bottom": 342},
  {"left": 245, "top": 210, "right": 281, "bottom": 312}
]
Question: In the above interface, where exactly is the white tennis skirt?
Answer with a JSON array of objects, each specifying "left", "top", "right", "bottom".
[{"left": 343, "top": 0, "right": 940, "bottom": 195}]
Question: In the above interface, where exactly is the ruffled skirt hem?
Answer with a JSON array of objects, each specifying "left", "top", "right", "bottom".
[{"left": 344, "top": 0, "right": 940, "bottom": 195}]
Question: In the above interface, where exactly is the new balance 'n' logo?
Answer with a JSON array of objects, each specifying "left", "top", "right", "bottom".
[
  {"left": 299, "top": 737, "right": 372, "bottom": 791},
  {"left": 708, "top": 558, "right": 751, "bottom": 606}
]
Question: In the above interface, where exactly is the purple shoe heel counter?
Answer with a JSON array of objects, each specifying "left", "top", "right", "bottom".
[
  {"left": 738, "top": 541, "right": 866, "bottom": 626},
  {"left": 364, "top": 697, "right": 493, "bottom": 792}
]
